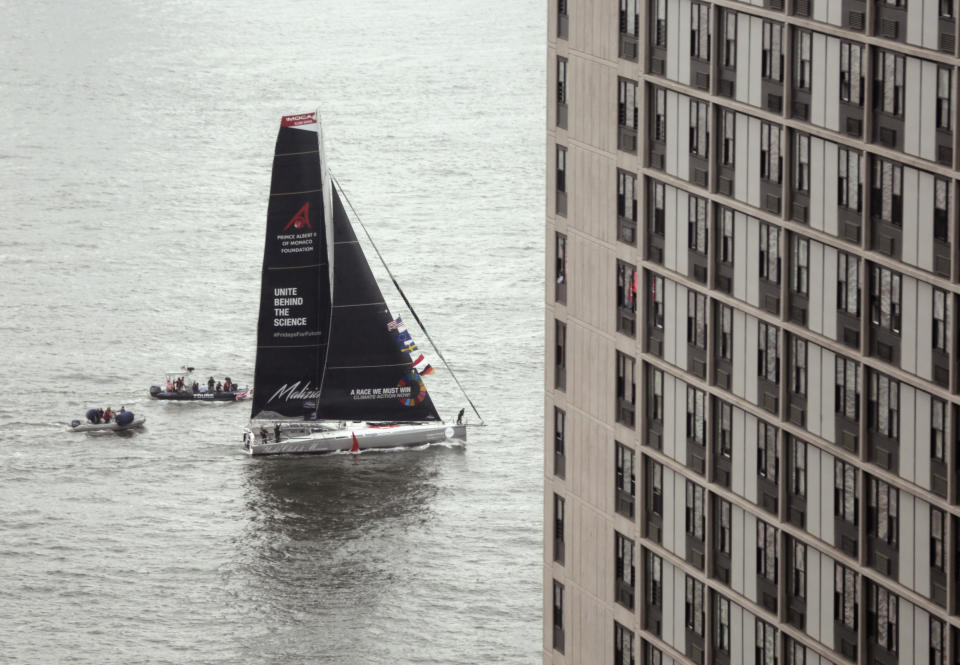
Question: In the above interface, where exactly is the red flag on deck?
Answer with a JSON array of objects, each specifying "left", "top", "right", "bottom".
[{"left": 350, "top": 432, "right": 359, "bottom": 453}]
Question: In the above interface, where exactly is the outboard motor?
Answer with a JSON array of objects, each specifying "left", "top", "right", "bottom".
[
  {"left": 149, "top": 385, "right": 162, "bottom": 397},
  {"left": 71, "top": 419, "right": 82, "bottom": 428},
  {"left": 85, "top": 408, "right": 99, "bottom": 423},
  {"left": 115, "top": 411, "right": 135, "bottom": 426}
]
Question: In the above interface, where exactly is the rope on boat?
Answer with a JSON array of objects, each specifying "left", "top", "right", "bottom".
[{"left": 333, "top": 175, "right": 486, "bottom": 427}]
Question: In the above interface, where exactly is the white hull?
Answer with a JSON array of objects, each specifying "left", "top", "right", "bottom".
[
  {"left": 69, "top": 418, "right": 146, "bottom": 432},
  {"left": 243, "top": 421, "right": 466, "bottom": 456}
]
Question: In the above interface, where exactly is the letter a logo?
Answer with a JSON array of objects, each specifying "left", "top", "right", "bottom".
[{"left": 284, "top": 202, "right": 311, "bottom": 230}]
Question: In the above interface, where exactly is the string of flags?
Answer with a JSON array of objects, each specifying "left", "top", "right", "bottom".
[{"left": 386, "top": 317, "right": 435, "bottom": 375}]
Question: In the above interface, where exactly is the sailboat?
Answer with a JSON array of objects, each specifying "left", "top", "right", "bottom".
[{"left": 242, "top": 110, "right": 479, "bottom": 456}]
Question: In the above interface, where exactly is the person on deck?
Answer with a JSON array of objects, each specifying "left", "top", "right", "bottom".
[
  {"left": 457, "top": 408, "right": 465, "bottom": 425},
  {"left": 224, "top": 377, "right": 232, "bottom": 391},
  {"left": 215, "top": 381, "right": 222, "bottom": 392},
  {"left": 104, "top": 407, "right": 112, "bottom": 423},
  {"left": 96, "top": 408, "right": 104, "bottom": 424},
  {"left": 274, "top": 423, "right": 281, "bottom": 443},
  {"left": 207, "top": 376, "right": 215, "bottom": 392},
  {"left": 259, "top": 425, "right": 268, "bottom": 444}
]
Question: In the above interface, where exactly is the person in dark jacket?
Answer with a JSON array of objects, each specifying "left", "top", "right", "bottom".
[
  {"left": 274, "top": 423, "right": 281, "bottom": 442},
  {"left": 208, "top": 376, "right": 215, "bottom": 391}
]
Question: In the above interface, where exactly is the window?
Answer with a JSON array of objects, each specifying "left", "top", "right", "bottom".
[
  {"left": 618, "top": 170, "right": 637, "bottom": 222},
  {"left": 690, "top": 3, "right": 710, "bottom": 60},
  {"left": 758, "top": 420, "right": 778, "bottom": 482},
  {"left": 840, "top": 42, "right": 863, "bottom": 105},
  {"left": 686, "top": 386, "right": 705, "bottom": 447},
  {"left": 786, "top": 636, "right": 805, "bottom": 665},
  {"left": 941, "top": 0, "right": 954, "bottom": 17},
  {"left": 685, "top": 480, "right": 705, "bottom": 542},
  {"left": 789, "top": 436, "right": 806, "bottom": 497},
  {"left": 795, "top": 30, "right": 811, "bottom": 90},
  {"left": 759, "top": 223, "right": 780, "bottom": 283},
  {"left": 553, "top": 580, "right": 565, "bottom": 652},
  {"left": 721, "top": 110, "right": 735, "bottom": 166},
  {"left": 723, "top": 11, "right": 736, "bottom": 67},
  {"left": 616, "top": 351, "right": 636, "bottom": 411},
  {"left": 756, "top": 619, "right": 777, "bottom": 665},
  {"left": 933, "top": 289, "right": 949, "bottom": 352},
  {"left": 835, "top": 356, "right": 860, "bottom": 421},
  {"left": 932, "top": 399, "right": 946, "bottom": 463},
  {"left": 717, "top": 498, "right": 732, "bottom": 554},
  {"left": 654, "top": 0, "right": 666, "bottom": 47},
  {"left": 618, "top": 78, "right": 638, "bottom": 130},
  {"left": 931, "top": 617, "right": 945, "bottom": 665},
  {"left": 875, "top": 50, "right": 905, "bottom": 117},
  {"left": 715, "top": 594, "right": 730, "bottom": 652},
  {"left": 834, "top": 563, "right": 858, "bottom": 630},
  {"left": 684, "top": 576, "right": 705, "bottom": 636},
  {"left": 931, "top": 506, "right": 945, "bottom": 571},
  {"left": 615, "top": 442, "right": 636, "bottom": 518},
  {"left": 619, "top": 0, "right": 638, "bottom": 37},
  {"left": 717, "top": 400, "right": 733, "bottom": 457},
  {"left": 614, "top": 622, "right": 634, "bottom": 665},
  {"left": 761, "top": 22, "right": 783, "bottom": 82},
  {"left": 617, "top": 261, "right": 637, "bottom": 317},
  {"left": 688, "top": 195, "right": 708, "bottom": 252},
  {"left": 791, "top": 236, "right": 809, "bottom": 295},
  {"left": 719, "top": 208, "right": 734, "bottom": 263},
  {"left": 615, "top": 531, "right": 635, "bottom": 607},
  {"left": 868, "top": 371, "right": 899, "bottom": 438},
  {"left": 790, "top": 335, "right": 807, "bottom": 397},
  {"left": 760, "top": 122, "right": 781, "bottom": 183},
  {"left": 653, "top": 88, "right": 666, "bottom": 141},
  {"left": 557, "top": 57, "right": 567, "bottom": 105},
  {"left": 651, "top": 459, "right": 664, "bottom": 516},
  {"left": 652, "top": 181, "right": 665, "bottom": 235},
  {"left": 757, "top": 520, "right": 778, "bottom": 582},
  {"left": 934, "top": 178, "right": 949, "bottom": 242},
  {"left": 554, "top": 407, "right": 565, "bottom": 475},
  {"left": 792, "top": 540, "right": 806, "bottom": 599},
  {"left": 689, "top": 100, "right": 709, "bottom": 158},
  {"left": 650, "top": 274, "right": 664, "bottom": 328},
  {"left": 794, "top": 133, "right": 809, "bottom": 192},
  {"left": 555, "top": 232, "right": 566, "bottom": 302},
  {"left": 937, "top": 67, "right": 951, "bottom": 130},
  {"left": 554, "top": 494, "right": 565, "bottom": 563},
  {"left": 837, "top": 252, "right": 860, "bottom": 316},
  {"left": 758, "top": 321, "right": 779, "bottom": 384},
  {"left": 838, "top": 148, "right": 862, "bottom": 211},
  {"left": 872, "top": 158, "right": 903, "bottom": 225},
  {"left": 867, "top": 582, "right": 898, "bottom": 653},
  {"left": 647, "top": 550, "right": 663, "bottom": 607},
  {"left": 556, "top": 145, "right": 567, "bottom": 200},
  {"left": 867, "top": 476, "right": 898, "bottom": 545},
  {"left": 870, "top": 265, "right": 901, "bottom": 333},
  {"left": 650, "top": 367, "right": 664, "bottom": 422},
  {"left": 555, "top": 320, "right": 566, "bottom": 390},
  {"left": 718, "top": 304, "right": 733, "bottom": 362},
  {"left": 687, "top": 291, "right": 707, "bottom": 349},
  {"left": 835, "top": 459, "right": 859, "bottom": 525}
]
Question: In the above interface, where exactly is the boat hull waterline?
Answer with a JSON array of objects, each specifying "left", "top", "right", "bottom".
[
  {"left": 244, "top": 422, "right": 466, "bottom": 456},
  {"left": 151, "top": 391, "right": 246, "bottom": 402},
  {"left": 69, "top": 418, "right": 146, "bottom": 432}
]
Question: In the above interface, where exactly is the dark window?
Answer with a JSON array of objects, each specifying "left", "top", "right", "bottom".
[
  {"left": 934, "top": 178, "right": 949, "bottom": 242},
  {"left": 555, "top": 320, "right": 566, "bottom": 391},
  {"left": 931, "top": 506, "right": 945, "bottom": 571},
  {"left": 758, "top": 321, "right": 779, "bottom": 384},
  {"left": 687, "top": 291, "right": 707, "bottom": 350},
  {"left": 792, "top": 539, "right": 806, "bottom": 599},
  {"left": 650, "top": 367, "right": 664, "bottom": 422},
  {"left": 617, "top": 260, "right": 637, "bottom": 319},
  {"left": 652, "top": 181, "right": 665, "bottom": 235},
  {"left": 650, "top": 274, "right": 664, "bottom": 328},
  {"left": 553, "top": 580, "right": 565, "bottom": 652},
  {"left": 835, "top": 356, "right": 860, "bottom": 421},
  {"left": 834, "top": 563, "right": 858, "bottom": 630},
  {"left": 688, "top": 195, "right": 708, "bottom": 253},
  {"left": 686, "top": 386, "right": 705, "bottom": 446},
  {"left": 723, "top": 11, "right": 736, "bottom": 67},
  {"left": 690, "top": 2, "right": 710, "bottom": 60},
  {"left": 651, "top": 459, "right": 663, "bottom": 516},
  {"left": 721, "top": 110, "right": 735, "bottom": 166},
  {"left": 616, "top": 352, "right": 636, "bottom": 418},
  {"left": 759, "top": 223, "right": 780, "bottom": 283},
  {"left": 790, "top": 335, "right": 806, "bottom": 396},
  {"left": 756, "top": 520, "right": 778, "bottom": 582},
  {"left": 555, "top": 232, "right": 567, "bottom": 302},
  {"left": 840, "top": 42, "right": 863, "bottom": 105},
  {"left": 554, "top": 407, "right": 565, "bottom": 475},
  {"left": 556, "top": 145, "right": 567, "bottom": 201},
  {"left": 838, "top": 147, "right": 862, "bottom": 212},
  {"left": 619, "top": 0, "right": 638, "bottom": 37},
  {"left": 718, "top": 498, "right": 732, "bottom": 554},
  {"left": 647, "top": 550, "right": 663, "bottom": 606},
  {"left": 837, "top": 252, "right": 860, "bottom": 315},
  {"left": 868, "top": 371, "right": 899, "bottom": 438},
  {"left": 760, "top": 122, "right": 782, "bottom": 184},
  {"left": 932, "top": 399, "right": 946, "bottom": 462},
  {"left": 874, "top": 50, "right": 905, "bottom": 117},
  {"left": 933, "top": 289, "right": 949, "bottom": 352},
  {"left": 685, "top": 480, "right": 705, "bottom": 542},
  {"left": 761, "top": 22, "right": 783, "bottom": 82},
  {"left": 690, "top": 100, "right": 709, "bottom": 158},
  {"left": 756, "top": 618, "right": 777, "bottom": 665},
  {"left": 872, "top": 158, "right": 903, "bottom": 225},
  {"left": 834, "top": 459, "right": 859, "bottom": 525},
  {"left": 619, "top": 78, "right": 638, "bottom": 130},
  {"left": 653, "top": 88, "right": 666, "bottom": 141},
  {"left": 786, "top": 636, "right": 806, "bottom": 665},
  {"left": 795, "top": 30, "right": 811, "bottom": 89},
  {"left": 794, "top": 133, "right": 809, "bottom": 192},
  {"left": 867, "top": 476, "right": 898, "bottom": 545},
  {"left": 557, "top": 57, "right": 567, "bottom": 105},
  {"left": 715, "top": 594, "right": 730, "bottom": 652},
  {"left": 791, "top": 235, "right": 809, "bottom": 296},
  {"left": 937, "top": 68, "right": 951, "bottom": 130},
  {"left": 654, "top": 0, "right": 666, "bottom": 47},
  {"left": 941, "top": 0, "right": 953, "bottom": 17},
  {"left": 718, "top": 400, "right": 733, "bottom": 457},
  {"left": 789, "top": 436, "right": 806, "bottom": 497},
  {"left": 615, "top": 441, "right": 636, "bottom": 517},
  {"left": 758, "top": 420, "right": 778, "bottom": 482},
  {"left": 554, "top": 493, "right": 565, "bottom": 563},
  {"left": 615, "top": 531, "right": 635, "bottom": 607},
  {"left": 618, "top": 170, "right": 638, "bottom": 221},
  {"left": 684, "top": 576, "right": 705, "bottom": 636},
  {"left": 614, "top": 621, "right": 635, "bottom": 665},
  {"left": 867, "top": 582, "right": 898, "bottom": 653},
  {"left": 931, "top": 617, "right": 945, "bottom": 665},
  {"left": 718, "top": 303, "right": 733, "bottom": 362},
  {"left": 870, "top": 265, "right": 901, "bottom": 333}
]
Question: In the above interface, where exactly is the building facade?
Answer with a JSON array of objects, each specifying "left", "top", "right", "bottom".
[{"left": 545, "top": 1, "right": 960, "bottom": 664}]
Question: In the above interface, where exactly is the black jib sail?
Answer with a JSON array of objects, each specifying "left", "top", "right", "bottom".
[
  {"left": 250, "top": 112, "right": 332, "bottom": 420},
  {"left": 251, "top": 110, "right": 439, "bottom": 423}
]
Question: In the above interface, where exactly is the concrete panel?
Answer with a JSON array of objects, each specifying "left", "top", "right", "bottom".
[
  {"left": 809, "top": 242, "right": 825, "bottom": 336},
  {"left": 807, "top": 548, "right": 822, "bottom": 642},
  {"left": 809, "top": 137, "right": 826, "bottom": 234},
  {"left": 674, "top": 379, "right": 687, "bottom": 465},
  {"left": 808, "top": 446, "right": 823, "bottom": 542},
  {"left": 807, "top": 344, "right": 823, "bottom": 439},
  {"left": 736, "top": 13, "right": 752, "bottom": 106},
  {"left": 915, "top": 390, "right": 933, "bottom": 490},
  {"left": 676, "top": 188, "right": 690, "bottom": 275},
  {"left": 822, "top": 140, "right": 840, "bottom": 236},
  {"left": 920, "top": 61, "right": 939, "bottom": 171},
  {"left": 820, "top": 348, "right": 836, "bottom": 444},
  {"left": 824, "top": 37, "right": 841, "bottom": 132},
  {"left": 675, "top": 472, "right": 687, "bottom": 558},
  {"left": 822, "top": 245, "right": 838, "bottom": 339},
  {"left": 735, "top": 113, "right": 751, "bottom": 203},
  {"left": 819, "top": 551, "right": 834, "bottom": 646},
  {"left": 731, "top": 602, "right": 744, "bottom": 664},
  {"left": 733, "top": 407, "right": 747, "bottom": 497},
  {"left": 914, "top": 499, "right": 931, "bottom": 596},
  {"left": 901, "top": 277, "right": 919, "bottom": 375},
  {"left": 746, "top": 118, "right": 761, "bottom": 208},
  {"left": 907, "top": 0, "right": 924, "bottom": 46},
  {"left": 677, "top": 0, "right": 692, "bottom": 86},
  {"left": 922, "top": 0, "right": 940, "bottom": 50},
  {"left": 664, "top": 280, "right": 677, "bottom": 366},
  {"left": 904, "top": 57, "right": 923, "bottom": 158},
  {"left": 811, "top": 32, "right": 828, "bottom": 128},
  {"left": 901, "top": 385, "right": 917, "bottom": 484},
  {"left": 744, "top": 412, "right": 759, "bottom": 504},
  {"left": 916, "top": 281, "right": 933, "bottom": 380},
  {"left": 748, "top": 17, "right": 763, "bottom": 108},
  {"left": 676, "top": 94, "right": 691, "bottom": 182},
  {"left": 663, "top": 562, "right": 676, "bottom": 646},
  {"left": 902, "top": 167, "right": 920, "bottom": 267},
  {"left": 917, "top": 172, "right": 935, "bottom": 273},
  {"left": 664, "top": 469, "right": 678, "bottom": 553},
  {"left": 734, "top": 212, "right": 749, "bottom": 302},
  {"left": 665, "top": 184, "right": 679, "bottom": 273},
  {"left": 673, "top": 571, "right": 687, "bottom": 653},
  {"left": 746, "top": 215, "right": 761, "bottom": 307},
  {"left": 743, "top": 510, "right": 758, "bottom": 602},
  {"left": 827, "top": 0, "right": 842, "bottom": 26},
  {"left": 733, "top": 309, "right": 748, "bottom": 398},
  {"left": 666, "top": 90, "right": 680, "bottom": 177},
  {"left": 900, "top": 493, "right": 916, "bottom": 590},
  {"left": 667, "top": 0, "right": 681, "bottom": 82},
  {"left": 732, "top": 505, "right": 745, "bottom": 595},
  {"left": 744, "top": 315, "right": 759, "bottom": 405},
  {"left": 664, "top": 373, "right": 677, "bottom": 461}
]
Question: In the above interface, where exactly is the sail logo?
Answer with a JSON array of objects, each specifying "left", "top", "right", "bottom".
[
  {"left": 397, "top": 372, "right": 427, "bottom": 406},
  {"left": 281, "top": 112, "right": 316, "bottom": 127},
  {"left": 283, "top": 202, "right": 311, "bottom": 231},
  {"left": 267, "top": 381, "right": 323, "bottom": 403}
]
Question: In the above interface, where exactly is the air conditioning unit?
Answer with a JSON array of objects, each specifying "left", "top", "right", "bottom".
[
  {"left": 847, "top": 12, "right": 865, "bottom": 31},
  {"left": 792, "top": 101, "right": 809, "bottom": 120},
  {"left": 846, "top": 117, "right": 862, "bottom": 137},
  {"left": 767, "top": 94, "right": 783, "bottom": 113},
  {"left": 795, "top": 0, "right": 811, "bottom": 17},
  {"left": 879, "top": 18, "right": 899, "bottom": 40},
  {"left": 766, "top": 194, "right": 781, "bottom": 214},
  {"left": 695, "top": 72, "right": 709, "bottom": 91},
  {"left": 650, "top": 58, "right": 665, "bottom": 75},
  {"left": 877, "top": 126, "right": 897, "bottom": 147},
  {"left": 940, "top": 32, "right": 955, "bottom": 54},
  {"left": 718, "top": 176, "right": 733, "bottom": 196},
  {"left": 792, "top": 202, "right": 808, "bottom": 223}
]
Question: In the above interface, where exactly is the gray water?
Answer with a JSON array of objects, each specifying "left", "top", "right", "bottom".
[{"left": 0, "top": 1, "right": 545, "bottom": 662}]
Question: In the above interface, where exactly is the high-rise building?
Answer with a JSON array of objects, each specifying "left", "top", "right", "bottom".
[{"left": 545, "top": 2, "right": 960, "bottom": 664}]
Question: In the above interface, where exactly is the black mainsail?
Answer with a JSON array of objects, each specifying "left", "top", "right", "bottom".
[{"left": 251, "top": 110, "right": 439, "bottom": 423}]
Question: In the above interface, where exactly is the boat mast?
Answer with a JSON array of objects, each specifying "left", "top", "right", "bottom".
[{"left": 332, "top": 175, "right": 485, "bottom": 426}]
